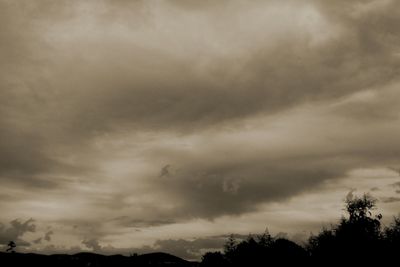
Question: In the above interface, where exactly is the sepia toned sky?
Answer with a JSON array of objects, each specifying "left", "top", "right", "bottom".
[{"left": 1, "top": 0, "right": 400, "bottom": 260}]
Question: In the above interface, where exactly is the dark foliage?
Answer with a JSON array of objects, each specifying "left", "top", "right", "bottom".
[
  {"left": 384, "top": 216, "right": 400, "bottom": 258},
  {"left": 201, "top": 252, "right": 228, "bottom": 267},
  {"left": 202, "top": 194, "right": 400, "bottom": 266},
  {"left": 307, "top": 194, "right": 388, "bottom": 265},
  {"left": 202, "top": 231, "right": 308, "bottom": 267}
]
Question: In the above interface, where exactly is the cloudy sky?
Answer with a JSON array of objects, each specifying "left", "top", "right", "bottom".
[{"left": 1, "top": 0, "right": 400, "bottom": 260}]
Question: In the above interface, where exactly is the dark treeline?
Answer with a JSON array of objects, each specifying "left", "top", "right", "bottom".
[{"left": 201, "top": 194, "right": 400, "bottom": 266}]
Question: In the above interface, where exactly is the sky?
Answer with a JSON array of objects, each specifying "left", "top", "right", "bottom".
[{"left": 1, "top": 0, "right": 400, "bottom": 261}]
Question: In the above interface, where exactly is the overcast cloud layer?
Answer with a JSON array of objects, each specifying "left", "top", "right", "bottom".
[{"left": 1, "top": 0, "right": 400, "bottom": 260}]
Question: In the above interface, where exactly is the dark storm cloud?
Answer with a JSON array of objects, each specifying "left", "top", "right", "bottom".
[
  {"left": 381, "top": 197, "right": 400, "bottom": 203},
  {"left": 1, "top": 0, "right": 399, "bottom": 168},
  {"left": 82, "top": 238, "right": 102, "bottom": 251},
  {"left": 33, "top": 237, "right": 42, "bottom": 244},
  {"left": 160, "top": 165, "right": 171, "bottom": 178},
  {"left": 1, "top": 0, "right": 400, "bottom": 234},
  {"left": 0, "top": 219, "right": 36, "bottom": 246},
  {"left": 390, "top": 182, "right": 400, "bottom": 194},
  {"left": 112, "top": 217, "right": 176, "bottom": 228},
  {"left": 152, "top": 158, "right": 345, "bottom": 218},
  {"left": 44, "top": 230, "right": 54, "bottom": 242},
  {"left": 391, "top": 182, "right": 400, "bottom": 188}
]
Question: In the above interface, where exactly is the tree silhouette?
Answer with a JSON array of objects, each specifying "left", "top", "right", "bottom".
[
  {"left": 6, "top": 241, "right": 16, "bottom": 253},
  {"left": 308, "top": 193, "right": 384, "bottom": 265},
  {"left": 223, "top": 234, "right": 237, "bottom": 263},
  {"left": 384, "top": 216, "right": 400, "bottom": 259},
  {"left": 256, "top": 229, "right": 273, "bottom": 247},
  {"left": 345, "top": 193, "right": 379, "bottom": 222},
  {"left": 385, "top": 216, "right": 400, "bottom": 243}
]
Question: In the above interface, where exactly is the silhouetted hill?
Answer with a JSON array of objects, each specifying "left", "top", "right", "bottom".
[
  {"left": 0, "top": 252, "right": 199, "bottom": 267},
  {"left": 136, "top": 252, "right": 190, "bottom": 264}
]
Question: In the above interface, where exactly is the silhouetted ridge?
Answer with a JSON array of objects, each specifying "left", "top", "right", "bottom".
[
  {"left": 135, "top": 252, "right": 190, "bottom": 265},
  {"left": 0, "top": 252, "right": 196, "bottom": 267}
]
